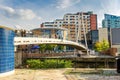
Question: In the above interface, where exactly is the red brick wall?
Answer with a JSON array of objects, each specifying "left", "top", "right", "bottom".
[{"left": 90, "top": 14, "right": 97, "bottom": 30}]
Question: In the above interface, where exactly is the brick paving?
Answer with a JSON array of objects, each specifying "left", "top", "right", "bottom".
[
  {"left": 1, "top": 68, "right": 120, "bottom": 80},
  {"left": 1, "top": 69, "right": 67, "bottom": 80}
]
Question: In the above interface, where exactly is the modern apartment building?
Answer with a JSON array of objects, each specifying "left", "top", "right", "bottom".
[
  {"left": 102, "top": 14, "right": 120, "bottom": 28},
  {"left": 62, "top": 11, "right": 97, "bottom": 42},
  {"left": 41, "top": 19, "right": 63, "bottom": 28},
  {"left": 41, "top": 11, "right": 97, "bottom": 45}
]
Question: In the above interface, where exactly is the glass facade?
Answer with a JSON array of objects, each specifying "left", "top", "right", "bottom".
[
  {"left": 0, "top": 28, "right": 14, "bottom": 73},
  {"left": 42, "top": 30, "right": 51, "bottom": 38},
  {"left": 56, "top": 30, "right": 63, "bottom": 39},
  {"left": 102, "top": 14, "right": 120, "bottom": 28},
  {"left": 91, "top": 30, "right": 98, "bottom": 44}
]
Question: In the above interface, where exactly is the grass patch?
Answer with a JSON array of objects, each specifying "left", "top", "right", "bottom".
[
  {"left": 64, "top": 68, "right": 118, "bottom": 76},
  {"left": 64, "top": 68, "right": 73, "bottom": 74},
  {"left": 65, "top": 68, "right": 103, "bottom": 75}
]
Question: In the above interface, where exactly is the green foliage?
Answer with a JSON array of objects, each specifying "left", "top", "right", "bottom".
[
  {"left": 94, "top": 41, "right": 102, "bottom": 52},
  {"left": 58, "top": 45, "right": 64, "bottom": 51},
  {"left": 102, "top": 40, "right": 109, "bottom": 51},
  {"left": 46, "top": 44, "right": 57, "bottom": 52},
  {"left": 26, "top": 59, "right": 72, "bottom": 69},
  {"left": 94, "top": 40, "right": 109, "bottom": 52},
  {"left": 39, "top": 44, "right": 46, "bottom": 52},
  {"left": 39, "top": 44, "right": 65, "bottom": 53},
  {"left": 26, "top": 59, "right": 40, "bottom": 69},
  {"left": 39, "top": 44, "right": 57, "bottom": 53},
  {"left": 44, "top": 59, "right": 57, "bottom": 68},
  {"left": 64, "top": 60, "right": 72, "bottom": 68}
]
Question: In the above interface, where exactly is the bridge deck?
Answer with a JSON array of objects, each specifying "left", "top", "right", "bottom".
[{"left": 14, "top": 37, "right": 87, "bottom": 52}]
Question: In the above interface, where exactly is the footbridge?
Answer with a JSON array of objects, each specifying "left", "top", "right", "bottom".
[{"left": 14, "top": 37, "right": 87, "bottom": 52}]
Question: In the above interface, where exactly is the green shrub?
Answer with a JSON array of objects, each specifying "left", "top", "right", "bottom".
[
  {"left": 26, "top": 59, "right": 72, "bottom": 69},
  {"left": 44, "top": 59, "right": 57, "bottom": 68},
  {"left": 64, "top": 60, "right": 73, "bottom": 68},
  {"left": 57, "top": 60, "right": 65, "bottom": 68},
  {"left": 26, "top": 59, "right": 40, "bottom": 69}
]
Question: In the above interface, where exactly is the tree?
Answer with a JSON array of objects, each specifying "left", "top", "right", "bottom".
[
  {"left": 94, "top": 41, "right": 102, "bottom": 52},
  {"left": 58, "top": 45, "right": 64, "bottom": 52},
  {"left": 39, "top": 44, "right": 57, "bottom": 53},
  {"left": 39, "top": 44, "right": 46, "bottom": 53},
  {"left": 102, "top": 40, "right": 109, "bottom": 51},
  {"left": 46, "top": 44, "right": 57, "bottom": 53},
  {"left": 94, "top": 40, "right": 109, "bottom": 52}
]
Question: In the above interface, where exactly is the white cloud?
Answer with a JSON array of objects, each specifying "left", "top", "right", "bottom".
[
  {"left": 0, "top": 5, "right": 42, "bottom": 30},
  {"left": 101, "top": 0, "right": 120, "bottom": 15},
  {"left": 56, "top": 0, "right": 80, "bottom": 9},
  {"left": 37, "top": 17, "right": 42, "bottom": 20},
  {"left": 0, "top": 5, "right": 41, "bottom": 20},
  {"left": 0, "top": 5, "right": 14, "bottom": 13},
  {"left": 17, "top": 9, "right": 36, "bottom": 20},
  {"left": 14, "top": 25, "right": 23, "bottom": 30}
]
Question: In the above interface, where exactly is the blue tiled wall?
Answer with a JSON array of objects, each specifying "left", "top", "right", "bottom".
[{"left": 0, "top": 28, "right": 14, "bottom": 73}]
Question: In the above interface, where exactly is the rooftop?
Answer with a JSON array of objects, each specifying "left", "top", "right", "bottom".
[
  {"left": 0, "top": 25, "right": 14, "bottom": 31},
  {"left": 32, "top": 27, "right": 68, "bottom": 31}
]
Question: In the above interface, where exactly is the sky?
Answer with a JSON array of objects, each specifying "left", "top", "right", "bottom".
[{"left": 0, "top": 0, "right": 120, "bottom": 30}]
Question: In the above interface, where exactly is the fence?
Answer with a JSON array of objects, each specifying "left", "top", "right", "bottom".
[{"left": 23, "top": 52, "right": 76, "bottom": 59}]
